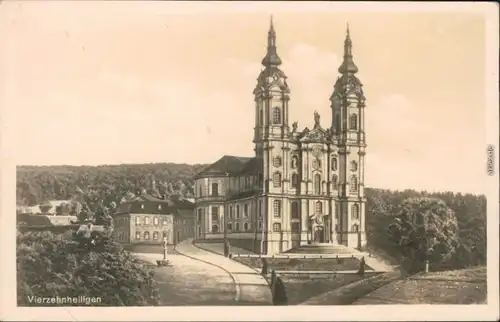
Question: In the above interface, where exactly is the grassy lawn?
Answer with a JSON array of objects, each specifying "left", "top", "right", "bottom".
[
  {"left": 279, "top": 273, "right": 378, "bottom": 305},
  {"left": 234, "top": 256, "right": 366, "bottom": 271},
  {"left": 354, "top": 266, "right": 486, "bottom": 305},
  {"left": 301, "top": 271, "right": 401, "bottom": 305}
]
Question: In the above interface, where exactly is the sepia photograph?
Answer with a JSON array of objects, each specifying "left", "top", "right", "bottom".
[{"left": 0, "top": 1, "right": 498, "bottom": 321}]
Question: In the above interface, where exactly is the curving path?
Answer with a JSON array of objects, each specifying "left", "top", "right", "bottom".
[
  {"left": 176, "top": 239, "right": 273, "bottom": 305},
  {"left": 133, "top": 249, "right": 237, "bottom": 305}
]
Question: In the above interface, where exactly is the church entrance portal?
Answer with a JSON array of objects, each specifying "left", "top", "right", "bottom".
[{"left": 314, "top": 226, "right": 325, "bottom": 243}]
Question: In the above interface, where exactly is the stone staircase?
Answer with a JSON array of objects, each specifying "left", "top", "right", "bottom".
[{"left": 284, "top": 243, "right": 360, "bottom": 256}]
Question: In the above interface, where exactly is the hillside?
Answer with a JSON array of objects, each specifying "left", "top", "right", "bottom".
[
  {"left": 16, "top": 163, "right": 487, "bottom": 269},
  {"left": 353, "top": 266, "right": 487, "bottom": 304}
]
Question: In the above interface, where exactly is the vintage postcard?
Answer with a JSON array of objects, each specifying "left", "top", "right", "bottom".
[{"left": 1, "top": 0, "right": 498, "bottom": 321}]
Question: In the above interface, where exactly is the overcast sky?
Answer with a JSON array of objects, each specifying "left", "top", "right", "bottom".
[{"left": 1, "top": 1, "right": 497, "bottom": 194}]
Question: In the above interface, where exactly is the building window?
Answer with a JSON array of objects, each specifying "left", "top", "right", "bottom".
[
  {"left": 259, "top": 108, "right": 264, "bottom": 125},
  {"left": 335, "top": 206, "right": 339, "bottom": 218},
  {"left": 314, "top": 173, "right": 321, "bottom": 195},
  {"left": 335, "top": 224, "right": 339, "bottom": 232},
  {"left": 144, "top": 231, "right": 150, "bottom": 240},
  {"left": 158, "top": 205, "right": 162, "bottom": 210},
  {"left": 197, "top": 209, "right": 203, "bottom": 222},
  {"left": 144, "top": 217, "right": 150, "bottom": 225},
  {"left": 153, "top": 231, "right": 159, "bottom": 240},
  {"left": 332, "top": 174, "right": 338, "bottom": 189},
  {"left": 154, "top": 217, "right": 159, "bottom": 225},
  {"left": 273, "top": 200, "right": 281, "bottom": 217},
  {"left": 140, "top": 204, "right": 145, "bottom": 209},
  {"left": 212, "top": 225, "right": 219, "bottom": 233},
  {"left": 273, "top": 107, "right": 281, "bottom": 124},
  {"left": 211, "top": 183, "right": 219, "bottom": 197},
  {"left": 291, "top": 173, "right": 299, "bottom": 188},
  {"left": 135, "top": 217, "right": 141, "bottom": 225},
  {"left": 235, "top": 222, "right": 240, "bottom": 231},
  {"left": 163, "top": 217, "right": 168, "bottom": 225},
  {"left": 350, "top": 175, "right": 358, "bottom": 192},
  {"left": 227, "top": 222, "right": 232, "bottom": 231},
  {"left": 291, "top": 155, "right": 298, "bottom": 169},
  {"left": 350, "top": 114, "right": 358, "bottom": 130},
  {"left": 198, "top": 184, "right": 202, "bottom": 197},
  {"left": 244, "top": 204, "right": 249, "bottom": 218},
  {"left": 351, "top": 161, "right": 358, "bottom": 172},
  {"left": 331, "top": 157, "right": 338, "bottom": 171},
  {"left": 273, "top": 223, "right": 281, "bottom": 232},
  {"left": 229, "top": 206, "right": 233, "bottom": 220},
  {"left": 258, "top": 200, "right": 262, "bottom": 218},
  {"left": 273, "top": 172, "right": 282, "bottom": 188},
  {"left": 291, "top": 222, "right": 300, "bottom": 233},
  {"left": 315, "top": 201, "right": 323, "bottom": 214},
  {"left": 273, "top": 156, "right": 282, "bottom": 167},
  {"left": 244, "top": 222, "right": 249, "bottom": 231},
  {"left": 236, "top": 205, "right": 240, "bottom": 219},
  {"left": 135, "top": 231, "right": 141, "bottom": 240},
  {"left": 291, "top": 201, "right": 299, "bottom": 218},
  {"left": 211, "top": 206, "right": 219, "bottom": 221},
  {"left": 352, "top": 224, "right": 359, "bottom": 232},
  {"left": 352, "top": 204, "right": 360, "bottom": 219}
]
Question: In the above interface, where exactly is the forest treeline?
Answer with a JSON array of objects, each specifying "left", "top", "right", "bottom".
[{"left": 16, "top": 163, "right": 487, "bottom": 268}]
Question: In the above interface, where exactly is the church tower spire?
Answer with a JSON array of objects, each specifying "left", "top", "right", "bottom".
[
  {"left": 338, "top": 23, "right": 358, "bottom": 74},
  {"left": 261, "top": 15, "right": 282, "bottom": 67}
]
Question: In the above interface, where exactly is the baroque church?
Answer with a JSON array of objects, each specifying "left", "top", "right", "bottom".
[{"left": 194, "top": 18, "right": 367, "bottom": 255}]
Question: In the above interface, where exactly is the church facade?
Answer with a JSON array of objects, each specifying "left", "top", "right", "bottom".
[{"left": 194, "top": 19, "right": 367, "bottom": 255}]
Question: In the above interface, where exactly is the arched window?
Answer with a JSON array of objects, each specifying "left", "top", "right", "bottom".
[
  {"left": 197, "top": 209, "right": 203, "bottom": 222},
  {"left": 135, "top": 217, "right": 141, "bottom": 225},
  {"left": 135, "top": 231, "right": 141, "bottom": 240},
  {"left": 227, "top": 222, "right": 232, "bottom": 231},
  {"left": 153, "top": 231, "right": 159, "bottom": 240},
  {"left": 235, "top": 222, "right": 240, "bottom": 231},
  {"left": 212, "top": 225, "right": 219, "bottom": 233},
  {"left": 350, "top": 175, "right": 358, "bottom": 192},
  {"left": 144, "top": 231, "right": 150, "bottom": 240},
  {"left": 229, "top": 206, "right": 233, "bottom": 220},
  {"left": 331, "top": 157, "right": 338, "bottom": 171},
  {"left": 352, "top": 224, "right": 359, "bottom": 232},
  {"left": 352, "top": 204, "right": 359, "bottom": 219},
  {"left": 273, "top": 107, "right": 281, "bottom": 124},
  {"left": 273, "top": 223, "right": 281, "bottom": 232},
  {"left": 144, "top": 217, "right": 150, "bottom": 225},
  {"left": 244, "top": 204, "right": 249, "bottom": 218},
  {"left": 273, "top": 200, "right": 281, "bottom": 217},
  {"left": 332, "top": 174, "right": 338, "bottom": 189},
  {"left": 244, "top": 222, "right": 249, "bottom": 231},
  {"left": 273, "top": 172, "right": 282, "bottom": 187},
  {"left": 314, "top": 173, "right": 321, "bottom": 195},
  {"left": 351, "top": 161, "right": 358, "bottom": 172},
  {"left": 259, "top": 108, "right": 263, "bottom": 125},
  {"left": 291, "top": 201, "right": 299, "bottom": 218},
  {"left": 211, "top": 183, "right": 219, "bottom": 197},
  {"left": 211, "top": 206, "right": 219, "bottom": 221},
  {"left": 236, "top": 205, "right": 240, "bottom": 219},
  {"left": 350, "top": 114, "right": 358, "bottom": 130},
  {"left": 315, "top": 201, "right": 323, "bottom": 214},
  {"left": 291, "top": 173, "right": 299, "bottom": 188},
  {"left": 153, "top": 217, "right": 159, "bottom": 225}
]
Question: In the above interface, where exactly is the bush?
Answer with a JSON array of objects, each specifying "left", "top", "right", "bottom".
[{"left": 17, "top": 229, "right": 160, "bottom": 306}]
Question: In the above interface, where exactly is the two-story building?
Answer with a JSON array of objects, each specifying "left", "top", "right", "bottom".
[{"left": 113, "top": 194, "right": 195, "bottom": 245}]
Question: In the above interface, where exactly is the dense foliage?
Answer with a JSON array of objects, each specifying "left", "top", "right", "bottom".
[
  {"left": 387, "top": 197, "right": 460, "bottom": 272},
  {"left": 17, "top": 229, "right": 160, "bottom": 306},
  {"left": 16, "top": 164, "right": 487, "bottom": 269}
]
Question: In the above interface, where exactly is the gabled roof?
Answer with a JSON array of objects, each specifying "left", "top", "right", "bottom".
[
  {"left": 114, "top": 194, "right": 194, "bottom": 215},
  {"left": 194, "top": 155, "right": 255, "bottom": 179}
]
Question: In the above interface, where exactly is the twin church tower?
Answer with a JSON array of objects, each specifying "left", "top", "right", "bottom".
[{"left": 194, "top": 18, "right": 367, "bottom": 255}]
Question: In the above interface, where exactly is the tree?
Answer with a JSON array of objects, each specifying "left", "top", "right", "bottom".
[
  {"left": 39, "top": 203, "right": 52, "bottom": 214},
  {"left": 387, "top": 197, "right": 460, "bottom": 273}
]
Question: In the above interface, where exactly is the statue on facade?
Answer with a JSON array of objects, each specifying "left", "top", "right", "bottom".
[
  {"left": 292, "top": 121, "right": 298, "bottom": 133},
  {"left": 314, "top": 111, "right": 320, "bottom": 127}
]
